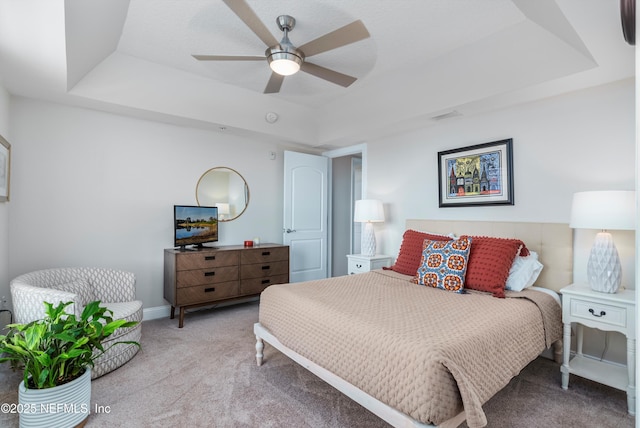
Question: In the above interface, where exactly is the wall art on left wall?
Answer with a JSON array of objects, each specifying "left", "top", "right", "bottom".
[{"left": 0, "top": 134, "right": 11, "bottom": 202}]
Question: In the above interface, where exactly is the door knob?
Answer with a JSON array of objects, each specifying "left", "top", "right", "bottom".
[{"left": 284, "top": 228, "right": 297, "bottom": 233}]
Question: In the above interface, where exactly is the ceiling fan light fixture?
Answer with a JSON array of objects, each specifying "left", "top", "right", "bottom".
[{"left": 267, "top": 50, "right": 303, "bottom": 76}]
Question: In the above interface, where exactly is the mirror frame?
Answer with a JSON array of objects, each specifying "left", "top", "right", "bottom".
[{"left": 195, "top": 167, "right": 250, "bottom": 222}]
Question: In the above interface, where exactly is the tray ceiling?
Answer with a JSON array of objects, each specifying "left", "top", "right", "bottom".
[{"left": 0, "top": 0, "right": 633, "bottom": 148}]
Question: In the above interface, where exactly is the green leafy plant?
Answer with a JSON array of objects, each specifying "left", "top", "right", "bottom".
[{"left": 0, "top": 301, "right": 140, "bottom": 389}]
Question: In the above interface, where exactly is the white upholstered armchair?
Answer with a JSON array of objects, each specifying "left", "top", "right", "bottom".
[{"left": 10, "top": 267, "right": 143, "bottom": 379}]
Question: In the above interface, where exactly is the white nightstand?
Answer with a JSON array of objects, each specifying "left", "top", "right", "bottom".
[
  {"left": 347, "top": 254, "right": 393, "bottom": 274},
  {"left": 559, "top": 283, "right": 636, "bottom": 415}
]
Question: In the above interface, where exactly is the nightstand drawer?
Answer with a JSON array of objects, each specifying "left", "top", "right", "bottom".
[
  {"left": 570, "top": 298, "right": 626, "bottom": 328},
  {"left": 347, "top": 254, "right": 393, "bottom": 274},
  {"left": 348, "top": 259, "right": 369, "bottom": 274}
]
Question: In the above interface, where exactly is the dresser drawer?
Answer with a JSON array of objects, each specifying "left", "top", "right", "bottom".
[
  {"left": 176, "top": 266, "right": 239, "bottom": 287},
  {"left": 177, "top": 281, "right": 239, "bottom": 305},
  {"left": 176, "top": 251, "right": 239, "bottom": 271},
  {"left": 241, "top": 247, "right": 289, "bottom": 264},
  {"left": 241, "top": 260, "right": 289, "bottom": 279},
  {"left": 240, "top": 274, "right": 289, "bottom": 295},
  {"left": 570, "top": 298, "right": 627, "bottom": 328}
]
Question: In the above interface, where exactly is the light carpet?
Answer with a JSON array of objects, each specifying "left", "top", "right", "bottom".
[{"left": 0, "top": 301, "right": 635, "bottom": 427}]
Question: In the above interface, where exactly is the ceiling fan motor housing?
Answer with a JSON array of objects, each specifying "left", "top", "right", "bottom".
[{"left": 276, "top": 15, "right": 296, "bottom": 32}]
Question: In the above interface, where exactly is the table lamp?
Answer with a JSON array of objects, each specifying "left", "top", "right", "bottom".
[
  {"left": 569, "top": 190, "right": 636, "bottom": 293},
  {"left": 216, "top": 203, "right": 230, "bottom": 220},
  {"left": 354, "top": 199, "right": 385, "bottom": 257}
]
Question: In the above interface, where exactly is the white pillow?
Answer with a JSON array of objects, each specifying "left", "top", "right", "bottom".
[{"left": 505, "top": 251, "right": 544, "bottom": 292}]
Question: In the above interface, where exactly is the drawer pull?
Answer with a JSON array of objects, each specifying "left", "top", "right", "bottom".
[
  {"left": 205, "top": 256, "right": 216, "bottom": 261},
  {"left": 261, "top": 279, "right": 271, "bottom": 285},
  {"left": 204, "top": 271, "right": 215, "bottom": 277},
  {"left": 356, "top": 264, "right": 362, "bottom": 268},
  {"left": 589, "top": 308, "right": 606, "bottom": 317},
  {"left": 261, "top": 265, "right": 271, "bottom": 270},
  {"left": 204, "top": 287, "right": 216, "bottom": 293},
  {"left": 262, "top": 251, "right": 271, "bottom": 256}
]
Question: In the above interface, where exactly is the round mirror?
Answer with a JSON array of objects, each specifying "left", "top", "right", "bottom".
[{"left": 195, "top": 167, "right": 250, "bottom": 222}]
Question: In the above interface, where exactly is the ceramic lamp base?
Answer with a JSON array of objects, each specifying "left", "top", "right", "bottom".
[
  {"left": 361, "top": 222, "right": 377, "bottom": 257},
  {"left": 587, "top": 232, "right": 622, "bottom": 293}
]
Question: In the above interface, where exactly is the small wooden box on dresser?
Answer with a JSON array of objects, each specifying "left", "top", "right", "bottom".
[{"left": 164, "top": 244, "right": 289, "bottom": 327}]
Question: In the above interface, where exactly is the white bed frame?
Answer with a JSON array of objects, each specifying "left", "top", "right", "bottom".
[
  {"left": 254, "top": 220, "right": 573, "bottom": 428},
  {"left": 253, "top": 322, "right": 466, "bottom": 428}
]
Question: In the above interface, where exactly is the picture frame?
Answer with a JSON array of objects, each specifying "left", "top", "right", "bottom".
[
  {"left": 438, "top": 138, "right": 513, "bottom": 207},
  {"left": 0, "top": 134, "right": 11, "bottom": 202}
]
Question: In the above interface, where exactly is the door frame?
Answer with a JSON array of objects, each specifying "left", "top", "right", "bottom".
[{"left": 322, "top": 143, "right": 368, "bottom": 276}]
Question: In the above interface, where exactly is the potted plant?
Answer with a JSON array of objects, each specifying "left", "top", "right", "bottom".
[{"left": 0, "top": 300, "right": 140, "bottom": 428}]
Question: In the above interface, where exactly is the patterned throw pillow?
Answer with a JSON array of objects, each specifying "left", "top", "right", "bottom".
[{"left": 413, "top": 236, "right": 472, "bottom": 293}]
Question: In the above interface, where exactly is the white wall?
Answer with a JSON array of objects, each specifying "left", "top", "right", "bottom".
[
  {"left": 367, "top": 78, "right": 635, "bottom": 286},
  {"left": 0, "top": 85, "right": 10, "bottom": 328},
  {"left": 365, "top": 78, "right": 636, "bottom": 363},
  {"left": 8, "top": 97, "right": 291, "bottom": 310}
]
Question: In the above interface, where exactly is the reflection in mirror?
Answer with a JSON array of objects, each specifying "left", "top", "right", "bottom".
[{"left": 195, "top": 167, "right": 249, "bottom": 222}]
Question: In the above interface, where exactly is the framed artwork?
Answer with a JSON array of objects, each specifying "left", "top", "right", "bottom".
[
  {"left": 0, "top": 134, "right": 10, "bottom": 202},
  {"left": 438, "top": 139, "right": 513, "bottom": 207}
]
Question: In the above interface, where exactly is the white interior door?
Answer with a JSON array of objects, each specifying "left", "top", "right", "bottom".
[{"left": 284, "top": 151, "right": 329, "bottom": 282}]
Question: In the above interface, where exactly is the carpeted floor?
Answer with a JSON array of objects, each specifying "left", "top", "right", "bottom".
[{"left": 0, "top": 301, "right": 635, "bottom": 427}]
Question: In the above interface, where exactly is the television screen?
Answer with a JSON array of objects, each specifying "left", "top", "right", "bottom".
[{"left": 174, "top": 205, "right": 219, "bottom": 248}]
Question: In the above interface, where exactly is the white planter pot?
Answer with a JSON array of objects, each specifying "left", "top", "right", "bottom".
[{"left": 18, "top": 367, "right": 91, "bottom": 428}]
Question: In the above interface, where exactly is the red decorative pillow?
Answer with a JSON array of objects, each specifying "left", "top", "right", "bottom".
[
  {"left": 389, "top": 230, "right": 452, "bottom": 276},
  {"left": 464, "top": 236, "right": 528, "bottom": 298}
]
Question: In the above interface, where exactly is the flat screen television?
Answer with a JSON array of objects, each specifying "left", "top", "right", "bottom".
[{"left": 174, "top": 205, "right": 218, "bottom": 249}]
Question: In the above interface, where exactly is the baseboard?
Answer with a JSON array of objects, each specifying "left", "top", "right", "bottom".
[
  {"left": 142, "top": 297, "right": 260, "bottom": 322},
  {"left": 142, "top": 305, "right": 171, "bottom": 321}
]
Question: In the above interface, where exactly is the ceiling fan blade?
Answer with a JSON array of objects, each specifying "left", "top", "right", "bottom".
[
  {"left": 298, "top": 20, "right": 370, "bottom": 57},
  {"left": 192, "top": 54, "right": 265, "bottom": 61},
  {"left": 300, "top": 62, "right": 357, "bottom": 87},
  {"left": 264, "top": 72, "right": 285, "bottom": 94},
  {"left": 223, "top": 0, "right": 278, "bottom": 47}
]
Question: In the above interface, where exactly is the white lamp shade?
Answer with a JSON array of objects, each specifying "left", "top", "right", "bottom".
[
  {"left": 354, "top": 199, "right": 385, "bottom": 223},
  {"left": 215, "top": 203, "right": 230, "bottom": 216},
  {"left": 216, "top": 202, "right": 231, "bottom": 220},
  {"left": 570, "top": 190, "right": 636, "bottom": 230},
  {"left": 569, "top": 190, "right": 635, "bottom": 293}
]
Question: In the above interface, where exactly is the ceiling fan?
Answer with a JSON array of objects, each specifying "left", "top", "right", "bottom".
[{"left": 192, "top": 0, "right": 371, "bottom": 94}]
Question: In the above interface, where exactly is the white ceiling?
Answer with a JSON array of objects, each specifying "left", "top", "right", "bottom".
[{"left": 0, "top": 0, "right": 634, "bottom": 149}]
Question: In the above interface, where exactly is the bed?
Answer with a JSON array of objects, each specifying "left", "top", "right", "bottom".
[{"left": 253, "top": 220, "right": 572, "bottom": 427}]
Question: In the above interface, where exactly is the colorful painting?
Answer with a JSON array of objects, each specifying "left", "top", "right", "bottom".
[{"left": 438, "top": 139, "right": 513, "bottom": 207}]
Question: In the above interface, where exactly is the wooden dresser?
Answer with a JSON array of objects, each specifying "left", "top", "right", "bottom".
[{"left": 164, "top": 243, "right": 289, "bottom": 327}]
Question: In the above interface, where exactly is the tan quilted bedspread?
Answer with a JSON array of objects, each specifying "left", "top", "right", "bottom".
[{"left": 258, "top": 269, "right": 561, "bottom": 428}]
